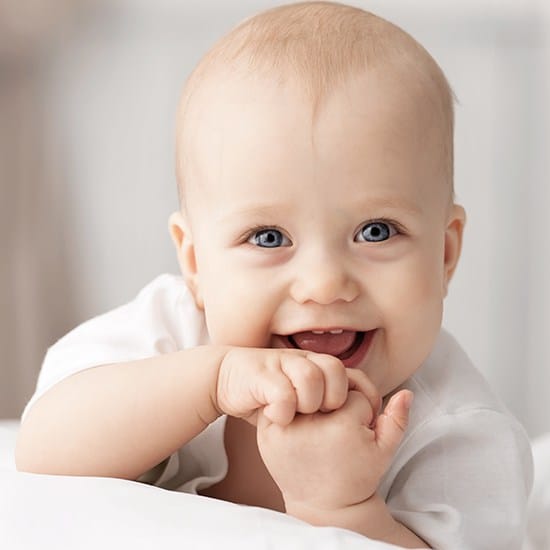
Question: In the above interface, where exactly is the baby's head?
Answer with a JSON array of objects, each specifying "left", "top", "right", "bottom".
[{"left": 170, "top": 1, "right": 465, "bottom": 397}]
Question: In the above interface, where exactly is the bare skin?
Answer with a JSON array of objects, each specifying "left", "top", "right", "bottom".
[{"left": 200, "top": 416, "right": 285, "bottom": 512}]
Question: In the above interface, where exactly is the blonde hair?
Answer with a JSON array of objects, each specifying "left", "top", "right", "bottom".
[{"left": 176, "top": 1, "right": 455, "bottom": 204}]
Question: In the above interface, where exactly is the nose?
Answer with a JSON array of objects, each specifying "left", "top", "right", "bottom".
[{"left": 289, "top": 252, "right": 360, "bottom": 305}]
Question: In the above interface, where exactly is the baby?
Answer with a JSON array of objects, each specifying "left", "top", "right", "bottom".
[{"left": 16, "top": 2, "right": 532, "bottom": 548}]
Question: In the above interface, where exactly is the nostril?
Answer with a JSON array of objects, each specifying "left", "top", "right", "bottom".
[{"left": 290, "top": 278, "right": 359, "bottom": 305}]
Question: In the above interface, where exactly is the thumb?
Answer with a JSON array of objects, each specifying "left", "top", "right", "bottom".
[{"left": 374, "top": 390, "right": 413, "bottom": 457}]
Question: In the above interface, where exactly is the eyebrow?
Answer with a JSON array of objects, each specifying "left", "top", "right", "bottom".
[
  {"left": 220, "top": 204, "right": 288, "bottom": 222},
  {"left": 220, "top": 195, "right": 422, "bottom": 223},
  {"left": 355, "top": 196, "right": 423, "bottom": 216}
]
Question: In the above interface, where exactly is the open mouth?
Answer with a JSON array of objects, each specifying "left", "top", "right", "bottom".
[{"left": 282, "top": 329, "right": 375, "bottom": 368}]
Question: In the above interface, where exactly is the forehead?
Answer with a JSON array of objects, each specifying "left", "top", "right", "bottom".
[{"left": 181, "top": 71, "right": 447, "bottom": 218}]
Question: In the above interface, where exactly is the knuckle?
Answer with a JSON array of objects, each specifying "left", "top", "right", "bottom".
[
  {"left": 322, "top": 352, "right": 345, "bottom": 369},
  {"left": 323, "top": 393, "right": 345, "bottom": 411},
  {"left": 270, "top": 381, "right": 295, "bottom": 404},
  {"left": 305, "top": 352, "right": 346, "bottom": 377},
  {"left": 297, "top": 361, "right": 323, "bottom": 384},
  {"left": 266, "top": 348, "right": 292, "bottom": 372},
  {"left": 324, "top": 357, "right": 347, "bottom": 377}
]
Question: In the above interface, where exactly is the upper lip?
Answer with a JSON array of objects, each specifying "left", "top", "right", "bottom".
[{"left": 276, "top": 327, "right": 372, "bottom": 336}]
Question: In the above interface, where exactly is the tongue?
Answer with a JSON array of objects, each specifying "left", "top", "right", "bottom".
[{"left": 291, "top": 331, "right": 356, "bottom": 356}]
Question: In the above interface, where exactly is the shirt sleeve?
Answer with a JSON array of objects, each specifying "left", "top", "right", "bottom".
[
  {"left": 386, "top": 408, "right": 533, "bottom": 550},
  {"left": 21, "top": 274, "right": 205, "bottom": 422},
  {"left": 136, "top": 415, "right": 229, "bottom": 494}
]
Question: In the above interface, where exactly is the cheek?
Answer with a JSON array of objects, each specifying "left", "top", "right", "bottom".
[
  {"left": 198, "top": 264, "right": 279, "bottom": 347},
  {"left": 200, "top": 273, "right": 245, "bottom": 344},
  {"left": 375, "top": 250, "right": 444, "bottom": 315},
  {"left": 379, "top": 268, "right": 443, "bottom": 347},
  {"left": 404, "top": 236, "right": 446, "bottom": 302},
  {"left": 373, "top": 250, "right": 445, "bottom": 383}
]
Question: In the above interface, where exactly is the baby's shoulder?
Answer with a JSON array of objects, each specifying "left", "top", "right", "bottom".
[
  {"left": 383, "top": 329, "right": 532, "bottom": 489},
  {"left": 131, "top": 273, "right": 208, "bottom": 348},
  {"left": 403, "top": 329, "right": 506, "bottom": 420},
  {"left": 135, "top": 273, "right": 190, "bottom": 303},
  {"left": 381, "top": 331, "right": 533, "bottom": 548}
]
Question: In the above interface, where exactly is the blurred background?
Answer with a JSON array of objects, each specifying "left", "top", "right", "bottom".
[{"left": 1, "top": 0, "right": 549, "bottom": 438}]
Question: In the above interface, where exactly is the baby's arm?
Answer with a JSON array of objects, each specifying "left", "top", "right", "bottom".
[
  {"left": 258, "top": 386, "right": 429, "bottom": 548},
  {"left": 15, "top": 347, "right": 351, "bottom": 481},
  {"left": 16, "top": 346, "right": 226, "bottom": 479}
]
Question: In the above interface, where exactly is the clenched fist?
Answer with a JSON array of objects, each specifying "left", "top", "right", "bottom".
[{"left": 216, "top": 347, "right": 380, "bottom": 426}]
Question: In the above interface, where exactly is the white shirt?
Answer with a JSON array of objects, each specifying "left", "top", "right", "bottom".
[{"left": 23, "top": 274, "right": 533, "bottom": 549}]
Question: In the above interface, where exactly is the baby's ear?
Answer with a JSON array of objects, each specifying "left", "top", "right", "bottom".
[
  {"left": 442, "top": 204, "right": 466, "bottom": 297},
  {"left": 168, "top": 211, "right": 204, "bottom": 310}
]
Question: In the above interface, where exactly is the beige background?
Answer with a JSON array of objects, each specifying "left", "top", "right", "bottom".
[{"left": 1, "top": 0, "right": 549, "bottom": 437}]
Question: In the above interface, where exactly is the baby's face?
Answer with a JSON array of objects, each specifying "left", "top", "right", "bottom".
[{"left": 171, "top": 72, "right": 465, "bottom": 397}]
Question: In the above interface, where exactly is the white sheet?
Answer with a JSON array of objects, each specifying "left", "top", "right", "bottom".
[
  {"left": 2, "top": 420, "right": 548, "bottom": 550},
  {"left": 0, "top": 421, "right": 405, "bottom": 550}
]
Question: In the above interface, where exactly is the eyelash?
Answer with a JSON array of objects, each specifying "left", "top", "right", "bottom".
[
  {"left": 242, "top": 225, "right": 291, "bottom": 246},
  {"left": 240, "top": 219, "right": 406, "bottom": 247},
  {"left": 354, "top": 218, "right": 406, "bottom": 241}
]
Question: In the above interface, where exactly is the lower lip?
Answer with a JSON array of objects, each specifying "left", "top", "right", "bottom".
[{"left": 339, "top": 330, "right": 375, "bottom": 368}]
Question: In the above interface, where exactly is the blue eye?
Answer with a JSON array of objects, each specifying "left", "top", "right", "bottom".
[
  {"left": 355, "top": 221, "right": 397, "bottom": 243},
  {"left": 249, "top": 228, "right": 290, "bottom": 248}
]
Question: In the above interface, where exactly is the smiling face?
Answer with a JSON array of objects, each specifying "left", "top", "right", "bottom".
[{"left": 171, "top": 71, "right": 465, "bottom": 397}]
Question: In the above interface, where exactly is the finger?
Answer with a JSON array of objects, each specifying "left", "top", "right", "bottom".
[
  {"left": 252, "top": 369, "right": 297, "bottom": 426},
  {"left": 374, "top": 390, "right": 413, "bottom": 456},
  {"left": 303, "top": 352, "right": 348, "bottom": 412},
  {"left": 263, "top": 401, "right": 295, "bottom": 426},
  {"left": 339, "top": 389, "right": 376, "bottom": 426},
  {"left": 280, "top": 354, "right": 324, "bottom": 414},
  {"left": 346, "top": 369, "right": 382, "bottom": 420}
]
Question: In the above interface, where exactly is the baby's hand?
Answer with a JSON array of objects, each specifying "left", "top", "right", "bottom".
[
  {"left": 215, "top": 348, "right": 380, "bottom": 426},
  {"left": 256, "top": 376, "right": 412, "bottom": 512}
]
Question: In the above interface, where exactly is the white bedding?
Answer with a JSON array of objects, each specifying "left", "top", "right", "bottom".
[
  {"left": 1, "top": 420, "right": 548, "bottom": 550},
  {"left": 0, "top": 421, "right": 403, "bottom": 550}
]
